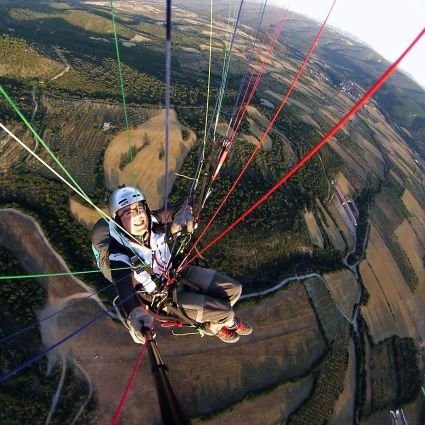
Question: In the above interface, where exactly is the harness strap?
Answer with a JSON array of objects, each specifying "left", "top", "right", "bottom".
[{"left": 163, "top": 302, "right": 200, "bottom": 328}]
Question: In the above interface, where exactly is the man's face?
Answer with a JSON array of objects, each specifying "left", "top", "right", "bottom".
[{"left": 117, "top": 202, "right": 148, "bottom": 236}]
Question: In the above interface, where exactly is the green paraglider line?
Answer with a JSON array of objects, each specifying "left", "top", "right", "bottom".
[
  {"left": 0, "top": 86, "right": 94, "bottom": 206},
  {"left": 110, "top": 0, "right": 138, "bottom": 187},
  {"left": 0, "top": 267, "right": 131, "bottom": 280}
]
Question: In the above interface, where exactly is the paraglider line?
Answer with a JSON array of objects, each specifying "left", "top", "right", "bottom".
[
  {"left": 163, "top": 0, "right": 172, "bottom": 237},
  {"left": 0, "top": 280, "right": 117, "bottom": 344},
  {"left": 226, "top": 0, "right": 268, "bottom": 137},
  {"left": 111, "top": 344, "right": 148, "bottom": 425},
  {"left": 195, "top": 8, "right": 287, "bottom": 216},
  {"left": 181, "top": 26, "right": 425, "bottom": 270},
  {"left": 181, "top": 1, "right": 334, "bottom": 268},
  {"left": 110, "top": 0, "right": 137, "bottom": 187},
  {"left": 0, "top": 282, "right": 139, "bottom": 383}
]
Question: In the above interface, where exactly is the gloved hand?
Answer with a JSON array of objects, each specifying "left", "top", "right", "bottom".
[
  {"left": 133, "top": 269, "right": 158, "bottom": 294},
  {"left": 171, "top": 203, "right": 194, "bottom": 234},
  {"left": 127, "top": 306, "right": 154, "bottom": 344}
]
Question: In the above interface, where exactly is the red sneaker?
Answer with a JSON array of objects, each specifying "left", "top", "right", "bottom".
[
  {"left": 203, "top": 323, "right": 240, "bottom": 343},
  {"left": 215, "top": 326, "right": 240, "bottom": 343},
  {"left": 228, "top": 317, "right": 253, "bottom": 336}
]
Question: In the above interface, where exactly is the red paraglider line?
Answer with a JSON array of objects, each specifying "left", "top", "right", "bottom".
[
  {"left": 231, "top": 11, "right": 286, "bottom": 138},
  {"left": 111, "top": 344, "right": 148, "bottom": 425},
  {"left": 209, "top": 11, "right": 288, "bottom": 184},
  {"left": 180, "top": 26, "right": 425, "bottom": 271},
  {"left": 180, "top": 0, "right": 337, "bottom": 270}
]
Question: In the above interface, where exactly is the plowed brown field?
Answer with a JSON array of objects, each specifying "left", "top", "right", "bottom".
[
  {"left": 360, "top": 225, "right": 418, "bottom": 342},
  {"left": 324, "top": 270, "right": 360, "bottom": 319},
  {"left": 69, "top": 198, "right": 107, "bottom": 230},
  {"left": 328, "top": 339, "right": 356, "bottom": 425},
  {"left": 394, "top": 219, "right": 425, "bottom": 285}
]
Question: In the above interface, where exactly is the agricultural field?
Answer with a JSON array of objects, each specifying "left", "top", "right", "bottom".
[
  {"left": 324, "top": 270, "right": 360, "bottom": 320},
  {"left": 346, "top": 126, "right": 387, "bottom": 182},
  {"left": 328, "top": 338, "right": 356, "bottom": 425},
  {"left": 304, "top": 209, "right": 324, "bottom": 248},
  {"left": 369, "top": 340, "right": 399, "bottom": 411},
  {"left": 336, "top": 172, "right": 356, "bottom": 198},
  {"left": 394, "top": 219, "right": 425, "bottom": 285},
  {"left": 360, "top": 225, "right": 418, "bottom": 342},
  {"left": 370, "top": 186, "right": 420, "bottom": 290},
  {"left": 402, "top": 189, "right": 425, "bottom": 224},
  {"left": 316, "top": 198, "right": 346, "bottom": 251},
  {"left": 165, "top": 284, "right": 328, "bottom": 418},
  {"left": 196, "top": 375, "right": 314, "bottom": 425},
  {"left": 303, "top": 277, "right": 346, "bottom": 341},
  {"left": 404, "top": 271, "right": 425, "bottom": 342},
  {"left": 286, "top": 326, "right": 351, "bottom": 425},
  {"left": 41, "top": 97, "right": 158, "bottom": 192},
  {"left": 366, "top": 336, "right": 421, "bottom": 413},
  {"left": 69, "top": 197, "right": 107, "bottom": 230},
  {"left": 328, "top": 138, "right": 369, "bottom": 183},
  {"left": 327, "top": 198, "right": 355, "bottom": 250},
  {"left": 374, "top": 193, "right": 405, "bottom": 232},
  {"left": 104, "top": 108, "right": 196, "bottom": 209}
]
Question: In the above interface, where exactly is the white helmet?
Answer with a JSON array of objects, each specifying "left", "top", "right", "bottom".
[{"left": 108, "top": 185, "right": 146, "bottom": 219}]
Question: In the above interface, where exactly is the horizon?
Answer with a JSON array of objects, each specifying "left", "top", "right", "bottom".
[{"left": 263, "top": 0, "right": 425, "bottom": 89}]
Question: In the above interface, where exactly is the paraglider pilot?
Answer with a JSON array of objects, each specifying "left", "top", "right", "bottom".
[{"left": 92, "top": 185, "right": 253, "bottom": 344}]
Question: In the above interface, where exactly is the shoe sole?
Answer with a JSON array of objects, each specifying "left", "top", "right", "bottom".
[
  {"left": 236, "top": 328, "right": 253, "bottom": 336},
  {"left": 218, "top": 336, "right": 240, "bottom": 343}
]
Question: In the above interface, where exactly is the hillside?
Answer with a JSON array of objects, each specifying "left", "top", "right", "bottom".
[
  {"left": 177, "top": 0, "right": 425, "bottom": 156},
  {"left": 0, "top": 1, "right": 424, "bottom": 424}
]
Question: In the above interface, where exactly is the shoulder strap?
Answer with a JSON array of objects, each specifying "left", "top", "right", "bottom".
[{"left": 91, "top": 218, "right": 113, "bottom": 282}]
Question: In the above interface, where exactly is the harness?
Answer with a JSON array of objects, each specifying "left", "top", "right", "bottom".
[
  {"left": 111, "top": 282, "right": 207, "bottom": 335},
  {"left": 92, "top": 218, "right": 208, "bottom": 335}
]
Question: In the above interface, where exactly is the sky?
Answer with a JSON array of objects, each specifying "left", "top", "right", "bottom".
[{"left": 267, "top": 0, "right": 425, "bottom": 88}]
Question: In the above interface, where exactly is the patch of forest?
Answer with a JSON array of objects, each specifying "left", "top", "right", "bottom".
[
  {"left": 0, "top": 246, "right": 94, "bottom": 425},
  {"left": 368, "top": 336, "right": 422, "bottom": 413},
  {"left": 169, "top": 104, "right": 345, "bottom": 287},
  {"left": 354, "top": 316, "right": 422, "bottom": 420},
  {"left": 286, "top": 326, "right": 351, "bottom": 425},
  {"left": 0, "top": 171, "right": 112, "bottom": 298}
]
